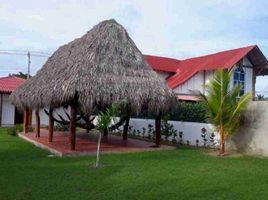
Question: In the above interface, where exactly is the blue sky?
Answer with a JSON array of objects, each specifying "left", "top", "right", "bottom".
[{"left": 0, "top": 0, "right": 268, "bottom": 94}]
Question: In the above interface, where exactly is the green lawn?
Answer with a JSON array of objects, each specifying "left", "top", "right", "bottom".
[{"left": 1, "top": 129, "right": 268, "bottom": 200}]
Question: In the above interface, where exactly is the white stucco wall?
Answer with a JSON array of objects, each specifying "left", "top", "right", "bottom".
[
  {"left": 1, "top": 94, "right": 15, "bottom": 126},
  {"left": 124, "top": 118, "right": 219, "bottom": 147},
  {"left": 31, "top": 110, "right": 218, "bottom": 147},
  {"left": 31, "top": 107, "right": 70, "bottom": 126}
]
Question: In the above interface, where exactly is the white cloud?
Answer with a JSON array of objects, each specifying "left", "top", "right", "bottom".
[{"left": 0, "top": 0, "right": 267, "bottom": 90}]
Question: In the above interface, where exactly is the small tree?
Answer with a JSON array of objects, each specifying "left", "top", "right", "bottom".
[
  {"left": 197, "top": 69, "right": 251, "bottom": 155},
  {"left": 201, "top": 128, "right": 208, "bottom": 147},
  {"left": 161, "top": 116, "right": 177, "bottom": 142},
  {"left": 96, "top": 104, "right": 118, "bottom": 168},
  {"left": 257, "top": 94, "right": 267, "bottom": 101}
]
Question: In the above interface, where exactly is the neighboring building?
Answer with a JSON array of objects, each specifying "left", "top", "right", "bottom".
[
  {"left": 146, "top": 45, "right": 268, "bottom": 101},
  {"left": 0, "top": 76, "right": 26, "bottom": 126},
  {"left": 1, "top": 45, "right": 268, "bottom": 126}
]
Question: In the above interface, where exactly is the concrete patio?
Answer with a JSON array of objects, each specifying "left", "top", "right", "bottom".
[{"left": 18, "top": 130, "right": 175, "bottom": 157}]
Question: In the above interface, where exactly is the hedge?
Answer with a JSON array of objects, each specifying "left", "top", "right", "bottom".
[
  {"left": 135, "top": 101, "right": 208, "bottom": 123},
  {"left": 168, "top": 102, "right": 208, "bottom": 123}
]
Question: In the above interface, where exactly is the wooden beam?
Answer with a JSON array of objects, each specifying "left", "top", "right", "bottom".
[
  {"left": 69, "top": 94, "right": 78, "bottom": 150},
  {"left": 123, "top": 115, "right": 130, "bottom": 140},
  {"left": 0, "top": 93, "right": 3, "bottom": 126},
  {"left": 23, "top": 108, "right": 29, "bottom": 133},
  {"left": 155, "top": 115, "right": 161, "bottom": 147},
  {"left": 35, "top": 110, "right": 40, "bottom": 137},
  {"left": 69, "top": 97, "right": 78, "bottom": 150},
  {"left": 48, "top": 108, "right": 54, "bottom": 142}
]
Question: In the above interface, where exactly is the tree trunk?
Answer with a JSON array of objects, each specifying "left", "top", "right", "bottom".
[
  {"left": 35, "top": 110, "right": 40, "bottom": 137},
  {"left": 103, "top": 128, "right": 108, "bottom": 136},
  {"left": 96, "top": 132, "right": 102, "bottom": 168},
  {"left": 48, "top": 108, "right": 54, "bottom": 142},
  {"left": 123, "top": 115, "right": 130, "bottom": 140},
  {"left": 219, "top": 125, "right": 225, "bottom": 155},
  {"left": 155, "top": 115, "right": 161, "bottom": 147}
]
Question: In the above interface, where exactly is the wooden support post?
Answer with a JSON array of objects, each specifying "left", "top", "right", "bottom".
[
  {"left": 123, "top": 115, "right": 130, "bottom": 140},
  {"left": 155, "top": 114, "right": 161, "bottom": 147},
  {"left": 48, "top": 108, "right": 54, "bottom": 142},
  {"left": 35, "top": 109, "right": 40, "bottom": 137},
  {"left": 69, "top": 97, "right": 78, "bottom": 150},
  {"left": 23, "top": 108, "right": 29, "bottom": 133}
]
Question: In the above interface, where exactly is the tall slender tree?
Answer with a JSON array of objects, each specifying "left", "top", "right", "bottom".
[
  {"left": 197, "top": 69, "right": 251, "bottom": 155},
  {"left": 96, "top": 104, "right": 118, "bottom": 167}
]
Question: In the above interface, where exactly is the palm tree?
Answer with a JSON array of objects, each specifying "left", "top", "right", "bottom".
[
  {"left": 197, "top": 69, "right": 251, "bottom": 155},
  {"left": 95, "top": 104, "right": 118, "bottom": 167}
]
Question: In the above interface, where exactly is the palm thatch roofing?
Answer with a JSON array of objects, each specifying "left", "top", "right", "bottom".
[{"left": 10, "top": 19, "right": 175, "bottom": 114}]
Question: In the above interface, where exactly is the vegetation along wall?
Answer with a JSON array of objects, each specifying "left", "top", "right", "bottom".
[{"left": 120, "top": 118, "right": 219, "bottom": 148}]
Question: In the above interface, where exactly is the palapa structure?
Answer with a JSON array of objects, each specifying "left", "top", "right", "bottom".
[{"left": 10, "top": 19, "right": 175, "bottom": 150}]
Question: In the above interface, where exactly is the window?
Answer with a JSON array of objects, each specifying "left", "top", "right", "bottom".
[{"left": 233, "top": 67, "right": 245, "bottom": 96}]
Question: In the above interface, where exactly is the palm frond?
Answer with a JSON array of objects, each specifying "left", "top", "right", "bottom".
[{"left": 195, "top": 68, "right": 251, "bottom": 137}]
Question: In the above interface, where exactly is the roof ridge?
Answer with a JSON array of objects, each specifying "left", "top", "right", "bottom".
[
  {"left": 0, "top": 75, "right": 26, "bottom": 81},
  {"left": 145, "top": 54, "right": 181, "bottom": 62},
  {"left": 180, "top": 45, "right": 256, "bottom": 61}
]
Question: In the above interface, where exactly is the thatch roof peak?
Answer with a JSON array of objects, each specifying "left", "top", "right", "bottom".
[{"left": 10, "top": 19, "right": 175, "bottom": 114}]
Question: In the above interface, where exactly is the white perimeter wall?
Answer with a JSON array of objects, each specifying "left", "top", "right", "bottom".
[
  {"left": 32, "top": 111, "right": 219, "bottom": 147},
  {"left": 31, "top": 107, "right": 70, "bottom": 126},
  {"left": 1, "top": 94, "right": 15, "bottom": 126},
  {"left": 122, "top": 118, "right": 219, "bottom": 147}
]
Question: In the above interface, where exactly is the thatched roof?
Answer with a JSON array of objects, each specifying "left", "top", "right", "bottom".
[{"left": 10, "top": 19, "right": 175, "bottom": 114}]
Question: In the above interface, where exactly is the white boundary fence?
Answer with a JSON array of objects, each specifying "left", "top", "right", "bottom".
[
  {"left": 119, "top": 118, "right": 219, "bottom": 148},
  {"left": 32, "top": 109, "right": 219, "bottom": 148}
]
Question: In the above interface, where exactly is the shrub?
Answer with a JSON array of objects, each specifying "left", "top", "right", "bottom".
[
  {"left": 201, "top": 127, "right": 208, "bottom": 147},
  {"left": 6, "top": 127, "right": 17, "bottom": 136},
  {"left": 161, "top": 116, "right": 177, "bottom": 141},
  {"left": 134, "top": 101, "right": 208, "bottom": 123},
  {"left": 28, "top": 126, "right": 34, "bottom": 132},
  {"left": 54, "top": 124, "right": 69, "bottom": 131},
  {"left": 169, "top": 102, "right": 208, "bottom": 123},
  {"left": 15, "top": 124, "right": 23, "bottom": 132},
  {"left": 196, "top": 139, "right": 199, "bottom": 147},
  {"left": 178, "top": 131, "right": 184, "bottom": 144}
]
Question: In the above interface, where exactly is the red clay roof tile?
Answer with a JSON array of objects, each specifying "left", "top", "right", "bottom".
[{"left": 0, "top": 76, "right": 26, "bottom": 93}]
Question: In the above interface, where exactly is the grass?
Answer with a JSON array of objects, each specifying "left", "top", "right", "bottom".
[{"left": 1, "top": 128, "right": 268, "bottom": 200}]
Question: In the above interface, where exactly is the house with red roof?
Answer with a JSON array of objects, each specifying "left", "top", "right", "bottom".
[
  {"left": 146, "top": 45, "right": 268, "bottom": 101},
  {"left": 0, "top": 45, "right": 267, "bottom": 126},
  {"left": 0, "top": 76, "right": 26, "bottom": 126}
]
